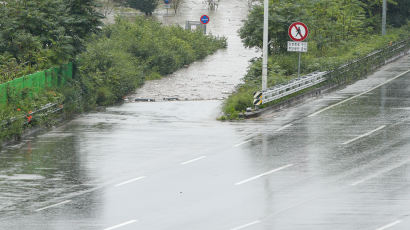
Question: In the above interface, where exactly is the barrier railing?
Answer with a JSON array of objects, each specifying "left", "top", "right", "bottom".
[
  {"left": 261, "top": 71, "right": 327, "bottom": 104},
  {"left": 255, "top": 39, "right": 410, "bottom": 105}
]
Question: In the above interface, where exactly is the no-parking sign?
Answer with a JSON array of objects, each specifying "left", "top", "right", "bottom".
[
  {"left": 200, "top": 15, "right": 210, "bottom": 24},
  {"left": 288, "top": 22, "right": 308, "bottom": 42}
]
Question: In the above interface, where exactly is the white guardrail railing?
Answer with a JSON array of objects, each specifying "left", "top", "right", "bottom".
[
  {"left": 254, "top": 71, "right": 328, "bottom": 105},
  {"left": 0, "top": 103, "right": 62, "bottom": 127}
]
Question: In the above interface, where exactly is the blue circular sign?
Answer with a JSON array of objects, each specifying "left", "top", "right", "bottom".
[
  {"left": 200, "top": 15, "right": 210, "bottom": 25},
  {"left": 164, "top": 0, "right": 170, "bottom": 4}
]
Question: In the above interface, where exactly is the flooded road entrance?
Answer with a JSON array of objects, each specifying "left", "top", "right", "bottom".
[{"left": 133, "top": 0, "right": 258, "bottom": 101}]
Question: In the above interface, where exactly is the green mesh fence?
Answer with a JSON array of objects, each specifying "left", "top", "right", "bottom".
[{"left": 0, "top": 63, "right": 72, "bottom": 106}]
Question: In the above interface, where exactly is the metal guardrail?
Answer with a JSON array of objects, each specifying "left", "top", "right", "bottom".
[
  {"left": 260, "top": 71, "right": 327, "bottom": 104},
  {"left": 0, "top": 103, "right": 62, "bottom": 127},
  {"left": 255, "top": 39, "right": 410, "bottom": 106}
]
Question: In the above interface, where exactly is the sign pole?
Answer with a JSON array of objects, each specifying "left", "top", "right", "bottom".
[
  {"left": 262, "top": 0, "right": 268, "bottom": 91},
  {"left": 382, "top": 0, "right": 387, "bottom": 35},
  {"left": 297, "top": 52, "right": 301, "bottom": 78},
  {"left": 288, "top": 22, "right": 308, "bottom": 79}
]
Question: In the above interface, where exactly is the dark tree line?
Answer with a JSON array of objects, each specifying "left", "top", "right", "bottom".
[
  {"left": 0, "top": 0, "right": 103, "bottom": 82},
  {"left": 240, "top": 0, "right": 410, "bottom": 53},
  {"left": 126, "top": 0, "right": 159, "bottom": 15}
]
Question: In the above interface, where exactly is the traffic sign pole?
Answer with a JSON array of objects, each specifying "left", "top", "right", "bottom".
[
  {"left": 288, "top": 22, "right": 308, "bottom": 79},
  {"left": 382, "top": 0, "right": 387, "bottom": 35},
  {"left": 262, "top": 0, "right": 268, "bottom": 91},
  {"left": 298, "top": 52, "right": 301, "bottom": 78}
]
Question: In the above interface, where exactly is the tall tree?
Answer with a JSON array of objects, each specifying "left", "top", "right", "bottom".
[
  {"left": 171, "top": 0, "right": 184, "bottom": 14},
  {"left": 239, "top": 1, "right": 308, "bottom": 53},
  {"left": 127, "top": 0, "right": 159, "bottom": 16},
  {"left": 387, "top": 0, "right": 409, "bottom": 27},
  {"left": 64, "top": 0, "right": 104, "bottom": 54},
  {"left": 0, "top": 0, "right": 103, "bottom": 77}
]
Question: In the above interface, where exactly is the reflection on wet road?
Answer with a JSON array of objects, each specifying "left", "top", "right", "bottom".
[{"left": 1, "top": 52, "right": 410, "bottom": 229}]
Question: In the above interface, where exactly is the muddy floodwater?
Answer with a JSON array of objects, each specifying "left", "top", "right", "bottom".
[{"left": 131, "top": 0, "right": 258, "bottom": 101}]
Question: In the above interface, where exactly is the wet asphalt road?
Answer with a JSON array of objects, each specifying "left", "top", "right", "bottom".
[{"left": 0, "top": 54, "right": 410, "bottom": 229}]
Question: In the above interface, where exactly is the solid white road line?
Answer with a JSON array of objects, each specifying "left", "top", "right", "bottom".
[
  {"left": 35, "top": 200, "right": 71, "bottom": 212},
  {"left": 276, "top": 124, "right": 292, "bottom": 131},
  {"left": 308, "top": 69, "right": 410, "bottom": 117},
  {"left": 230, "top": 220, "right": 261, "bottom": 230},
  {"left": 234, "top": 140, "right": 252, "bottom": 147},
  {"left": 375, "top": 220, "right": 402, "bottom": 230},
  {"left": 342, "top": 125, "right": 386, "bottom": 145},
  {"left": 104, "top": 220, "right": 138, "bottom": 230},
  {"left": 180, "top": 156, "right": 207, "bottom": 165},
  {"left": 351, "top": 158, "right": 410, "bottom": 186},
  {"left": 235, "top": 164, "right": 294, "bottom": 185},
  {"left": 114, "top": 176, "right": 145, "bottom": 187}
]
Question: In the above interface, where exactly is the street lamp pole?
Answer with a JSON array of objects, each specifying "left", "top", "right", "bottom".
[
  {"left": 262, "top": 0, "right": 269, "bottom": 91},
  {"left": 382, "top": 0, "right": 387, "bottom": 35}
]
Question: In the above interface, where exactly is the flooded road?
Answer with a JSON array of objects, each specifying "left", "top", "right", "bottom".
[
  {"left": 0, "top": 50, "right": 410, "bottom": 229},
  {"left": 1, "top": 1, "right": 410, "bottom": 229},
  {"left": 132, "top": 0, "right": 258, "bottom": 101}
]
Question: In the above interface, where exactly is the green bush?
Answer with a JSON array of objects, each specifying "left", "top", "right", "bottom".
[
  {"left": 223, "top": 24, "right": 410, "bottom": 119},
  {"left": 76, "top": 16, "right": 227, "bottom": 107}
]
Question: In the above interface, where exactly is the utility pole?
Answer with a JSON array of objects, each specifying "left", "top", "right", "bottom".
[
  {"left": 262, "top": 0, "right": 268, "bottom": 91},
  {"left": 382, "top": 0, "right": 387, "bottom": 35}
]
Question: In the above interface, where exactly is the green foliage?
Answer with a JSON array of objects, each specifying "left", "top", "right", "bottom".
[
  {"left": 224, "top": 23, "right": 410, "bottom": 119},
  {"left": 76, "top": 16, "right": 227, "bottom": 106},
  {"left": 0, "top": 88, "right": 64, "bottom": 141},
  {"left": 225, "top": 0, "right": 410, "bottom": 119},
  {"left": 0, "top": 0, "right": 102, "bottom": 83},
  {"left": 222, "top": 84, "right": 257, "bottom": 120},
  {"left": 240, "top": 1, "right": 308, "bottom": 52},
  {"left": 240, "top": 0, "right": 409, "bottom": 54},
  {"left": 127, "top": 0, "right": 159, "bottom": 15}
]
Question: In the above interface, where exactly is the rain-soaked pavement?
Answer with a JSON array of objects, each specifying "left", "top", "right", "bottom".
[
  {"left": 2, "top": 0, "right": 410, "bottom": 229},
  {"left": 0, "top": 51, "right": 410, "bottom": 229}
]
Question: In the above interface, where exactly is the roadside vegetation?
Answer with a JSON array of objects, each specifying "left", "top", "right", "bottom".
[
  {"left": 75, "top": 16, "right": 226, "bottom": 108},
  {"left": 0, "top": 0, "right": 226, "bottom": 142},
  {"left": 0, "top": 0, "right": 101, "bottom": 141},
  {"left": 0, "top": 0, "right": 102, "bottom": 84},
  {"left": 221, "top": 0, "right": 410, "bottom": 120}
]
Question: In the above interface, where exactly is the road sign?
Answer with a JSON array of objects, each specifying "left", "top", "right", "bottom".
[
  {"left": 287, "top": 41, "right": 308, "bottom": 52},
  {"left": 164, "top": 0, "right": 170, "bottom": 3},
  {"left": 288, "top": 22, "right": 308, "bottom": 42},
  {"left": 185, "top": 21, "right": 207, "bottom": 34},
  {"left": 200, "top": 15, "right": 210, "bottom": 25},
  {"left": 253, "top": 91, "right": 263, "bottom": 106}
]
